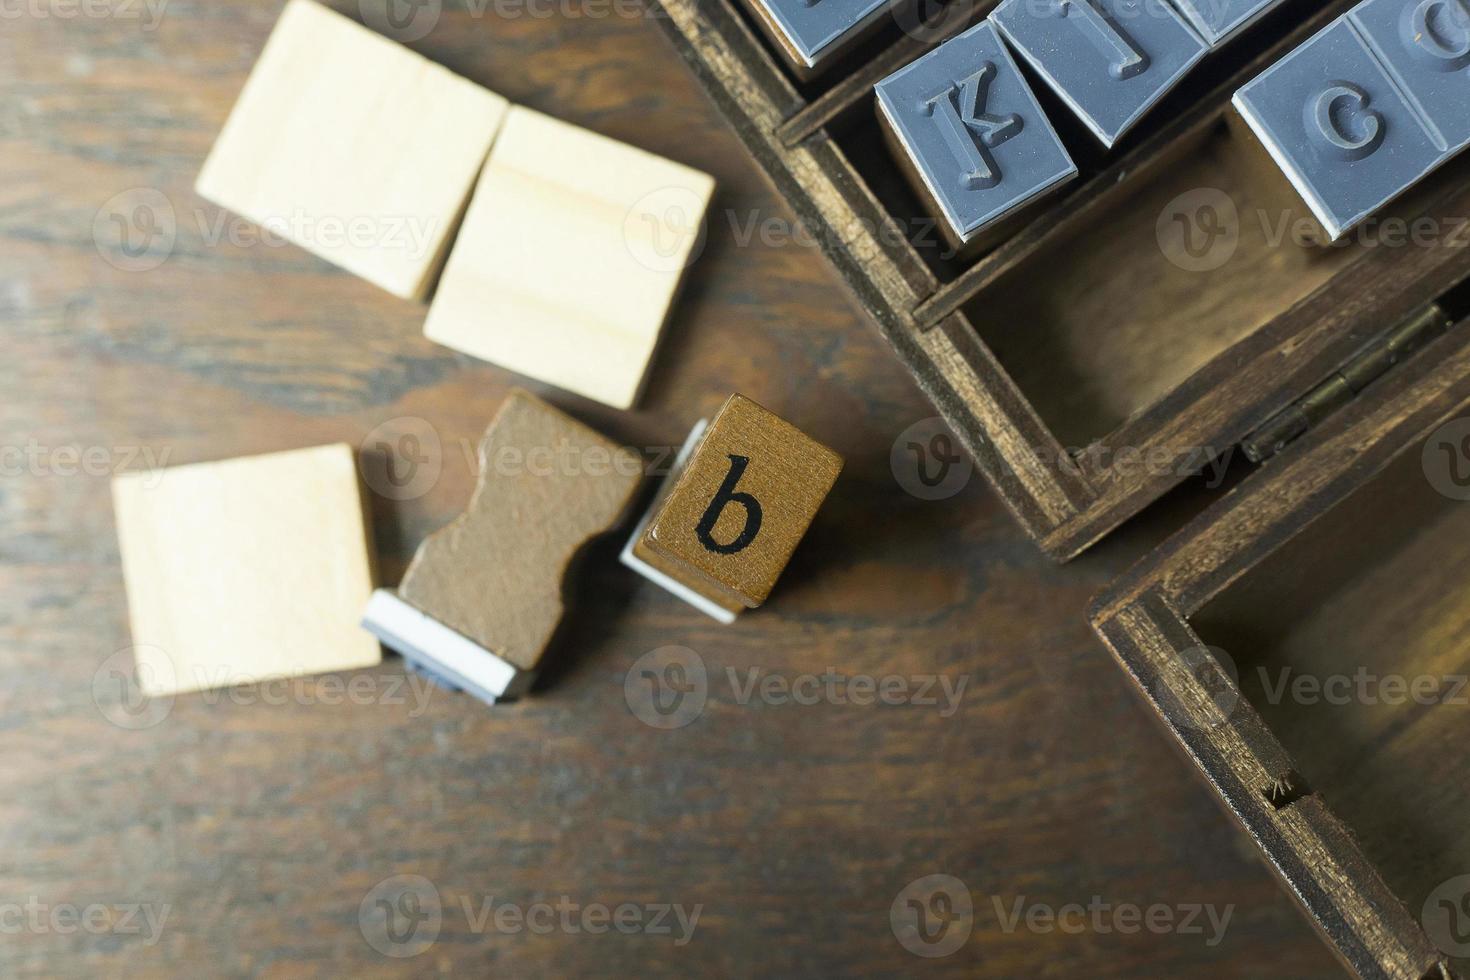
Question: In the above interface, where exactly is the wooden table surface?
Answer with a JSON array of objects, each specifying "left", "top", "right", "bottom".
[{"left": 1, "top": 1, "right": 1345, "bottom": 975}]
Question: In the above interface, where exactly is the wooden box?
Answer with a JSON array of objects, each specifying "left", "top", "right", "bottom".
[
  {"left": 1091, "top": 294, "right": 1470, "bottom": 979},
  {"left": 646, "top": 0, "right": 1470, "bottom": 560},
  {"left": 648, "top": 0, "right": 1470, "bottom": 973}
]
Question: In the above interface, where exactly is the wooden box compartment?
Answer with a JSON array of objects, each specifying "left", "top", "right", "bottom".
[
  {"left": 650, "top": 0, "right": 1470, "bottom": 560},
  {"left": 1091, "top": 287, "right": 1470, "bottom": 978}
]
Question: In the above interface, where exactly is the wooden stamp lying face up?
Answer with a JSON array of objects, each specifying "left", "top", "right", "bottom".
[{"left": 622, "top": 394, "right": 843, "bottom": 623}]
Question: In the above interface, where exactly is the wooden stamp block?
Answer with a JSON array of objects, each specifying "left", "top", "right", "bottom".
[
  {"left": 422, "top": 106, "right": 716, "bottom": 409},
  {"left": 112, "top": 444, "right": 381, "bottom": 697},
  {"left": 624, "top": 394, "right": 841, "bottom": 618},
  {"left": 362, "top": 389, "right": 642, "bottom": 702},
  {"left": 195, "top": 0, "right": 509, "bottom": 300}
]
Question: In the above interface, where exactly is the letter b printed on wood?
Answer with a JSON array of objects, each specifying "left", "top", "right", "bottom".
[{"left": 635, "top": 394, "right": 843, "bottom": 611}]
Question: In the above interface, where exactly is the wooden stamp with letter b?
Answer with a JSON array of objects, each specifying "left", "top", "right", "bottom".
[{"left": 622, "top": 394, "right": 842, "bottom": 622}]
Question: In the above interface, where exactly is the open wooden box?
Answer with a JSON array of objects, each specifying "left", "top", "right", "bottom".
[
  {"left": 1091, "top": 290, "right": 1470, "bottom": 979},
  {"left": 649, "top": 0, "right": 1470, "bottom": 971},
  {"left": 648, "top": 0, "right": 1470, "bottom": 560}
]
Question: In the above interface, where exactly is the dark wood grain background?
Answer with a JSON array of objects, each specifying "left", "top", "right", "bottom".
[{"left": 0, "top": 0, "right": 1344, "bottom": 975}]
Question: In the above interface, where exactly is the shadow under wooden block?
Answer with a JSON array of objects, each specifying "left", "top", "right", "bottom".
[
  {"left": 363, "top": 389, "right": 642, "bottom": 702},
  {"left": 195, "top": 0, "right": 509, "bottom": 300}
]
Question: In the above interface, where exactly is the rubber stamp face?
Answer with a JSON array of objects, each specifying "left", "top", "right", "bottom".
[
  {"left": 749, "top": 0, "right": 895, "bottom": 68},
  {"left": 1171, "top": 0, "right": 1287, "bottom": 48},
  {"left": 992, "top": 0, "right": 1209, "bottom": 147},
  {"left": 876, "top": 20, "right": 1077, "bottom": 242},
  {"left": 1232, "top": 16, "right": 1449, "bottom": 240},
  {"left": 1351, "top": 0, "right": 1470, "bottom": 151}
]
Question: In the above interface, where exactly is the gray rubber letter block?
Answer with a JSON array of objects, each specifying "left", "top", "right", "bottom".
[
  {"left": 876, "top": 20, "right": 1078, "bottom": 243},
  {"left": 749, "top": 0, "right": 895, "bottom": 70},
  {"left": 1170, "top": 0, "right": 1287, "bottom": 48},
  {"left": 992, "top": 0, "right": 1209, "bottom": 147},
  {"left": 1232, "top": 16, "right": 1449, "bottom": 240},
  {"left": 1350, "top": 0, "right": 1470, "bottom": 152}
]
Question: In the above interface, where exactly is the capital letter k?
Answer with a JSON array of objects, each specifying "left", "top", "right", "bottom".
[{"left": 921, "top": 63, "right": 1023, "bottom": 190}]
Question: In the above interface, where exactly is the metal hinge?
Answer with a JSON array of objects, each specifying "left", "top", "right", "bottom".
[{"left": 1241, "top": 302, "right": 1454, "bottom": 464}]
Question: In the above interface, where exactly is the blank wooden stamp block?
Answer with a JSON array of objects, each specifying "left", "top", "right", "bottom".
[
  {"left": 112, "top": 444, "right": 381, "bottom": 697},
  {"left": 423, "top": 106, "right": 716, "bottom": 410},
  {"left": 195, "top": 0, "right": 509, "bottom": 300},
  {"left": 362, "top": 389, "right": 643, "bottom": 701},
  {"left": 628, "top": 394, "right": 842, "bottom": 616}
]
